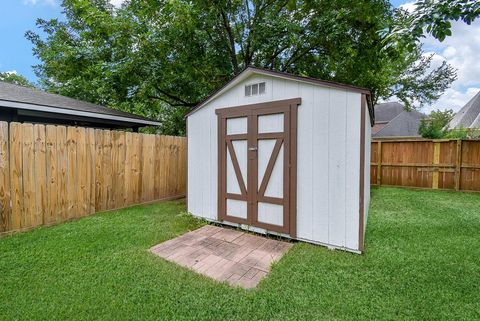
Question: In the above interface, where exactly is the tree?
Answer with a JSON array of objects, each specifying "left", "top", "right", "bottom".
[
  {"left": 418, "top": 109, "right": 454, "bottom": 138},
  {"left": 445, "top": 126, "right": 480, "bottom": 139},
  {"left": 386, "top": 0, "right": 480, "bottom": 49},
  {"left": 26, "top": 0, "right": 457, "bottom": 134},
  {"left": 0, "top": 71, "right": 35, "bottom": 88}
]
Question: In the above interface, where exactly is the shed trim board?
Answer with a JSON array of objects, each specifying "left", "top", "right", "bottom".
[
  {"left": 358, "top": 94, "right": 366, "bottom": 252},
  {"left": 187, "top": 69, "right": 371, "bottom": 253}
]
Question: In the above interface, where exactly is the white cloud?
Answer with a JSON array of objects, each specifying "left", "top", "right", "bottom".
[
  {"left": 428, "top": 87, "right": 480, "bottom": 113},
  {"left": 109, "top": 0, "right": 125, "bottom": 8},
  {"left": 395, "top": 1, "right": 480, "bottom": 114},
  {"left": 23, "top": 0, "right": 56, "bottom": 6},
  {"left": 399, "top": 1, "right": 416, "bottom": 12},
  {"left": 424, "top": 21, "right": 480, "bottom": 87},
  {"left": 420, "top": 19, "right": 480, "bottom": 112}
]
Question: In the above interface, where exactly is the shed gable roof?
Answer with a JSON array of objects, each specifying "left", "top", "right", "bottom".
[{"left": 186, "top": 66, "right": 371, "bottom": 118}]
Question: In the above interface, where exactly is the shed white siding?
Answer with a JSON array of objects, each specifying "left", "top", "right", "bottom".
[
  {"left": 188, "top": 73, "right": 368, "bottom": 252},
  {"left": 364, "top": 108, "right": 372, "bottom": 232}
]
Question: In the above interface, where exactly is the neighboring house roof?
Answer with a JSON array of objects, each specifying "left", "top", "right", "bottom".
[
  {"left": 448, "top": 90, "right": 480, "bottom": 129},
  {"left": 372, "top": 123, "right": 388, "bottom": 135},
  {"left": 186, "top": 66, "right": 374, "bottom": 125},
  {"left": 374, "top": 102, "right": 405, "bottom": 123},
  {"left": 0, "top": 81, "right": 160, "bottom": 127},
  {"left": 373, "top": 102, "right": 425, "bottom": 137}
]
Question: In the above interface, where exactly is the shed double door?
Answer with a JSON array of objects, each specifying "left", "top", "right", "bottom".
[{"left": 216, "top": 98, "right": 300, "bottom": 236}]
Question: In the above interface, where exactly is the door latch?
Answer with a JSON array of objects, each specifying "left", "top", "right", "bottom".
[{"left": 248, "top": 147, "right": 258, "bottom": 151}]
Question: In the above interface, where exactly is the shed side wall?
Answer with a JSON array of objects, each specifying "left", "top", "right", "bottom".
[
  {"left": 364, "top": 105, "right": 372, "bottom": 232},
  {"left": 188, "top": 74, "right": 362, "bottom": 251}
]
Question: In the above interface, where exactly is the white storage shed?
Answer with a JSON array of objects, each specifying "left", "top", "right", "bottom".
[{"left": 187, "top": 67, "right": 373, "bottom": 253}]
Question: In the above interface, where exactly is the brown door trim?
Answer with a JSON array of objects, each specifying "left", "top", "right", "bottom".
[
  {"left": 247, "top": 113, "right": 257, "bottom": 226},
  {"left": 289, "top": 102, "right": 298, "bottom": 238},
  {"left": 218, "top": 116, "right": 227, "bottom": 222},
  {"left": 215, "top": 98, "right": 301, "bottom": 116},
  {"left": 217, "top": 98, "right": 301, "bottom": 237}
]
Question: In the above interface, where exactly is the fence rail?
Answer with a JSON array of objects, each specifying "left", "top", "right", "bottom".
[
  {"left": 371, "top": 138, "right": 480, "bottom": 192},
  {"left": 0, "top": 122, "right": 186, "bottom": 234}
]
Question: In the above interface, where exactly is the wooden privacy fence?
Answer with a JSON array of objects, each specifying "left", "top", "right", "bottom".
[
  {"left": 371, "top": 139, "right": 480, "bottom": 192},
  {"left": 0, "top": 122, "right": 186, "bottom": 234}
]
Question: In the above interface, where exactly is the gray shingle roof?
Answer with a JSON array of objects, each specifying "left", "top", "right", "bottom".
[
  {"left": 0, "top": 81, "right": 159, "bottom": 125},
  {"left": 448, "top": 91, "right": 480, "bottom": 129},
  {"left": 373, "top": 102, "right": 425, "bottom": 137},
  {"left": 374, "top": 102, "right": 405, "bottom": 123}
]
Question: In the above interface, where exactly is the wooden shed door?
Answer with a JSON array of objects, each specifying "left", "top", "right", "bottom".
[{"left": 216, "top": 98, "right": 300, "bottom": 236}]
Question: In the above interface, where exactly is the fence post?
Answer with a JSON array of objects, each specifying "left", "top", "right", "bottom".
[
  {"left": 432, "top": 141, "right": 441, "bottom": 189},
  {"left": 377, "top": 141, "right": 382, "bottom": 186},
  {"left": 455, "top": 140, "right": 462, "bottom": 191}
]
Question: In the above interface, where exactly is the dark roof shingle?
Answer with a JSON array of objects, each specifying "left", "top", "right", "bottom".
[
  {"left": 373, "top": 102, "right": 425, "bottom": 137},
  {"left": 374, "top": 102, "right": 405, "bottom": 122},
  {"left": 0, "top": 81, "right": 158, "bottom": 124},
  {"left": 448, "top": 91, "right": 480, "bottom": 129}
]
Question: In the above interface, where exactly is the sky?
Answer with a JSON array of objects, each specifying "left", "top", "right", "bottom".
[{"left": 0, "top": 0, "right": 478, "bottom": 113}]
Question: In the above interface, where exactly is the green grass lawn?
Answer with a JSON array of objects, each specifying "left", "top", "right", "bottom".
[{"left": 1, "top": 187, "right": 479, "bottom": 320}]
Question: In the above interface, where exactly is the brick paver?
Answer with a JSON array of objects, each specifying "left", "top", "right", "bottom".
[{"left": 150, "top": 225, "right": 292, "bottom": 289}]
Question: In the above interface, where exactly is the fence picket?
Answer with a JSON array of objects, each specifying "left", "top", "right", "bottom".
[
  {"left": 103, "top": 130, "right": 113, "bottom": 210},
  {"left": 124, "top": 132, "right": 133, "bottom": 206},
  {"left": 34, "top": 124, "right": 47, "bottom": 226},
  {"left": 0, "top": 122, "right": 186, "bottom": 235},
  {"left": 46, "top": 125, "right": 58, "bottom": 224},
  {"left": 9, "top": 123, "right": 23, "bottom": 230},
  {"left": 154, "top": 135, "right": 161, "bottom": 199},
  {"left": 66, "top": 127, "right": 78, "bottom": 219},
  {"left": 77, "top": 127, "right": 87, "bottom": 217},
  {"left": 57, "top": 126, "right": 67, "bottom": 221},
  {"left": 94, "top": 129, "right": 103, "bottom": 211},
  {"left": 0, "top": 122, "right": 10, "bottom": 232},
  {"left": 22, "top": 123, "right": 35, "bottom": 228},
  {"left": 86, "top": 128, "right": 96, "bottom": 215},
  {"left": 133, "top": 133, "right": 142, "bottom": 204},
  {"left": 372, "top": 139, "right": 480, "bottom": 192}
]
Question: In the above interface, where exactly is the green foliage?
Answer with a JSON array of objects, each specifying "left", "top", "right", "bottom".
[
  {"left": 383, "top": 48, "right": 456, "bottom": 109},
  {"left": 418, "top": 109, "right": 454, "bottom": 138},
  {"left": 445, "top": 126, "right": 480, "bottom": 139},
  {"left": 419, "top": 109, "right": 480, "bottom": 139},
  {"left": 1, "top": 189, "right": 480, "bottom": 319},
  {"left": 386, "top": 0, "right": 480, "bottom": 49},
  {"left": 0, "top": 72, "right": 35, "bottom": 88},
  {"left": 26, "top": 0, "right": 457, "bottom": 134}
]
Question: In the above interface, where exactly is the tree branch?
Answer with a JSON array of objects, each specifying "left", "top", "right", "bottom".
[
  {"left": 148, "top": 94, "right": 197, "bottom": 107},
  {"left": 220, "top": 9, "right": 239, "bottom": 73},
  {"left": 281, "top": 45, "right": 317, "bottom": 71},
  {"left": 268, "top": 44, "right": 290, "bottom": 68},
  {"left": 151, "top": 86, "right": 197, "bottom": 107}
]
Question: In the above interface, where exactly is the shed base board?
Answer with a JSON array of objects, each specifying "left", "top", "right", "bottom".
[{"left": 191, "top": 214, "right": 361, "bottom": 254}]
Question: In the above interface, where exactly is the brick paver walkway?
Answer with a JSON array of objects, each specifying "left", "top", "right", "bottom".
[{"left": 150, "top": 225, "right": 292, "bottom": 289}]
